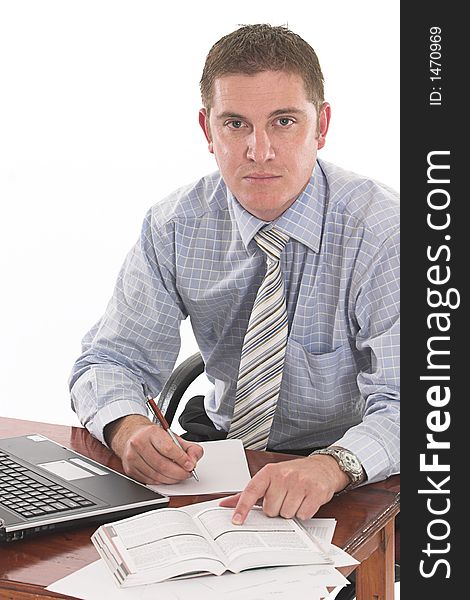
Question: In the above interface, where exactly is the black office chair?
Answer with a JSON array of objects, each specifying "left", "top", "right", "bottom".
[
  {"left": 157, "top": 351, "right": 400, "bottom": 599},
  {"left": 158, "top": 352, "right": 206, "bottom": 426}
]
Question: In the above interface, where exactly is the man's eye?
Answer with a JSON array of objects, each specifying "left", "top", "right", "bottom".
[{"left": 277, "top": 117, "right": 294, "bottom": 126}]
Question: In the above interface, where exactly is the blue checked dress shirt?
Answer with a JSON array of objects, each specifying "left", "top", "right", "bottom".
[{"left": 69, "top": 158, "right": 400, "bottom": 484}]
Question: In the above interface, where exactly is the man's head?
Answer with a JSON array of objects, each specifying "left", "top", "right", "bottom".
[
  {"left": 198, "top": 24, "right": 331, "bottom": 221},
  {"left": 200, "top": 24, "right": 325, "bottom": 119}
]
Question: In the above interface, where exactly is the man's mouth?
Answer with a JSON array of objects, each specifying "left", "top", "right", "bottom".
[{"left": 243, "top": 173, "right": 281, "bottom": 181}]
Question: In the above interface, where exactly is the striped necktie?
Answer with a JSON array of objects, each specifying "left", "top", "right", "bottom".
[{"left": 228, "top": 226, "right": 290, "bottom": 450}]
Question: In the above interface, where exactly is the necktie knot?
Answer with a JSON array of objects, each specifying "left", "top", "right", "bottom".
[{"left": 254, "top": 226, "right": 289, "bottom": 262}]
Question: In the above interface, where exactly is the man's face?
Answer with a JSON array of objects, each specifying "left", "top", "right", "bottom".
[{"left": 199, "top": 70, "right": 330, "bottom": 221}]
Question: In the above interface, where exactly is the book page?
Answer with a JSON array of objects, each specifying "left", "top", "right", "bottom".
[
  {"left": 194, "top": 506, "right": 331, "bottom": 567},
  {"left": 95, "top": 508, "right": 224, "bottom": 577},
  {"left": 197, "top": 506, "right": 303, "bottom": 540}
]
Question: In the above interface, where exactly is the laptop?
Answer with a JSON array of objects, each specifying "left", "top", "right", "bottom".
[{"left": 0, "top": 434, "right": 169, "bottom": 542}]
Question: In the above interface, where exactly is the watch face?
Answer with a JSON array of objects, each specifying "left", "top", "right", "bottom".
[
  {"left": 313, "top": 447, "right": 364, "bottom": 484},
  {"left": 341, "top": 451, "right": 362, "bottom": 474}
]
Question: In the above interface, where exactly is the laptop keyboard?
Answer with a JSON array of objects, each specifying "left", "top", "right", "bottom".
[{"left": 0, "top": 450, "right": 96, "bottom": 518}]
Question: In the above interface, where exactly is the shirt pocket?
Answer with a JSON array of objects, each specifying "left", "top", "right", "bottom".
[{"left": 281, "top": 337, "right": 361, "bottom": 425}]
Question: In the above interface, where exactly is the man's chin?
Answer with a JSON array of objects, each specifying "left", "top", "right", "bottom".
[{"left": 236, "top": 195, "right": 294, "bottom": 221}]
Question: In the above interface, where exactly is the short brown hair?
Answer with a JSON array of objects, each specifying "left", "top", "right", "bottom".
[{"left": 200, "top": 24, "right": 325, "bottom": 113}]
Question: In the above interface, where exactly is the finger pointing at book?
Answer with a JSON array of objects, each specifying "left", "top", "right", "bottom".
[{"left": 219, "top": 454, "right": 350, "bottom": 523}]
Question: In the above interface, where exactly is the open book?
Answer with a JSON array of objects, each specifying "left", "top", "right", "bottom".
[{"left": 91, "top": 501, "right": 333, "bottom": 587}]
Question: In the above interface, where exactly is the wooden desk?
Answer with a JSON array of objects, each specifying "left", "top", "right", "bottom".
[{"left": 0, "top": 417, "right": 400, "bottom": 600}]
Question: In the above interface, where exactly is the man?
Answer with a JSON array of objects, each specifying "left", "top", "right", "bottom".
[{"left": 69, "top": 24, "right": 399, "bottom": 525}]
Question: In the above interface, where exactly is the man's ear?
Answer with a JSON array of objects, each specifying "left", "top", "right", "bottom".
[
  {"left": 317, "top": 102, "right": 331, "bottom": 150},
  {"left": 199, "top": 109, "right": 213, "bottom": 154}
]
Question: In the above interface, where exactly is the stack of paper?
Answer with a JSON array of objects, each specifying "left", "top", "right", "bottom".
[
  {"left": 47, "top": 503, "right": 358, "bottom": 599},
  {"left": 47, "top": 556, "right": 354, "bottom": 599}
]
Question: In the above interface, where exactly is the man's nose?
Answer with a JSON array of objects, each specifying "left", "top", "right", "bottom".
[{"left": 246, "top": 128, "right": 275, "bottom": 162}]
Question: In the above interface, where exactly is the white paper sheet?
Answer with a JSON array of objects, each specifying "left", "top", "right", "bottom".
[
  {"left": 325, "top": 544, "right": 360, "bottom": 568},
  {"left": 298, "top": 517, "right": 337, "bottom": 545},
  {"left": 147, "top": 439, "right": 251, "bottom": 495}
]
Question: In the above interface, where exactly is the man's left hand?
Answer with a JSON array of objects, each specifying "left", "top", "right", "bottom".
[{"left": 219, "top": 454, "right": 350, "bottom": 524}]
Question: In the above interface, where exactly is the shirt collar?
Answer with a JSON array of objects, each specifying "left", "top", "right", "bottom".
[{"left": 228, "top": 160, "right": 327, "bottom": 253}]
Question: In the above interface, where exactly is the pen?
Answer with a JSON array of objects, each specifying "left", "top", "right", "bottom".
[{"left": 146, "top": 395, "right": 199, "bottom": 482}]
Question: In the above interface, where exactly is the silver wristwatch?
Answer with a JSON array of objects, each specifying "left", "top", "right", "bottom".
[{"left": 311, "top": 446, "right": 366, "bottom": 491}]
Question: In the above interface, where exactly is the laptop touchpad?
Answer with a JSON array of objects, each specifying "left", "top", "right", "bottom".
[{"left": 38, "top": 460, "right": 97, "bottom": 481}]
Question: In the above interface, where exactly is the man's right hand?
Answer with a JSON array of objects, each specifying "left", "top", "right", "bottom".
[{"left": 104, "top": 415, "right": 203, "bottom": 485}]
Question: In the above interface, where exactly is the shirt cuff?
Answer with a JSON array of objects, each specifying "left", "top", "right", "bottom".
[
  {"left": 88, "top": 400, "right": 149, "bottom": 447},
  {"left": 333, "top": 430, "right": 397, "bottom": 484}
]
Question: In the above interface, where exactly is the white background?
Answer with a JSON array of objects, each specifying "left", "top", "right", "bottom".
[{"left": 0, "top": 0, "right": 400, "bottom": 427}]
